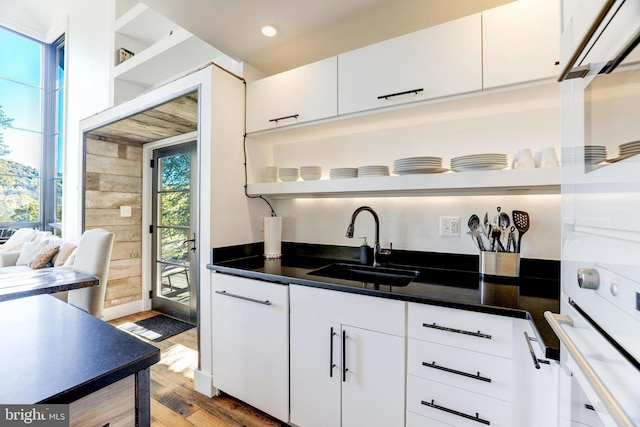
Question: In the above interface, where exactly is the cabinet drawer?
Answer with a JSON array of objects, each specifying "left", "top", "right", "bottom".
[
  {"left": 212, "top": 273, "right": 288, "bottom": 307},
  {"left": 290, "top": 284, "right": 405, "bottom": 336},
  {"left": 408, "top": 302, "right": 513, "bottom": 357},
  {"left": 407, "top": 375, "right": 512, "bottom": 427},
  {"left": 69, "top": 375, "right": 135, "bottom": 427},
  {"left": 406, "top": 410, "right": 451, "bottom": 427},
  {"left": 408, "top": 338, "right": 512, "bottom": 401}
]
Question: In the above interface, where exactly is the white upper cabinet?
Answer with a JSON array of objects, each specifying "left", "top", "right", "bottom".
[
  {"left": 246, "top": 57, "right": 338, "bottom": 133},
  {"left": 482, "top": 0, "right": 561, "bottom": 89},
  {"left": 337, "top": 14, "right": 482, "bottom": 115}
]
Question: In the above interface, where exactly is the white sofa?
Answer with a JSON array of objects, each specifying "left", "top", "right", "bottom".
[{"left": 0, "top": 228, "right": 77, "bottom": 273}]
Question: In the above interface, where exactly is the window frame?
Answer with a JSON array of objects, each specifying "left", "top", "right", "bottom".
[{"left": 0, "top": 26, "right": 64, "bottom": 234}]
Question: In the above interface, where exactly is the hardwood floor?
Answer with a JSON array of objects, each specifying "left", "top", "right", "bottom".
[{"left": 109, "top": 311, "right": 286, "bottom": 427}]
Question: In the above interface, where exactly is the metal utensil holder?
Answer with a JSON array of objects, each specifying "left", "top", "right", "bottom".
[{"left": 480, "top": 251, "right": 520, "bottom": 277}]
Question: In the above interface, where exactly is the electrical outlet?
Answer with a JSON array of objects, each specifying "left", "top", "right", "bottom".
[{"left": 439, "top": 216, "right": 461, "bottom": 237}]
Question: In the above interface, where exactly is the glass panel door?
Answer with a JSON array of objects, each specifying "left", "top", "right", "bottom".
[{"left": 151, "top": 141, "right": 197, "bottom": 323}]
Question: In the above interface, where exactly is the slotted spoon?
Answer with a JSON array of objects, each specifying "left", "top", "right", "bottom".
[{"left": 512, "top": 210, "right": 530, "bottom": 254}]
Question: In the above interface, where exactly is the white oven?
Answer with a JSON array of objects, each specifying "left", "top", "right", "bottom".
[{"left": 551, "top": 1, "right": 640, "bottom": 426}]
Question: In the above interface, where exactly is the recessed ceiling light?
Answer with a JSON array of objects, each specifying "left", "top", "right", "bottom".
[{"left": 261, "top": 24, "right": 279, "bottom": 37}]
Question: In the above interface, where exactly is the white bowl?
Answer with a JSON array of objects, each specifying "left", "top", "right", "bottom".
[{"left": 301, "top": 173, "right": 322, "bottom": 181}]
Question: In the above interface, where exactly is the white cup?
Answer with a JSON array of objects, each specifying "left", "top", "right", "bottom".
[
  {"left": 539, "top": 147, "right": 559, "bottom": 168},
  {"left": 513, "top": 148, "right": 535, "bottom": 169}
]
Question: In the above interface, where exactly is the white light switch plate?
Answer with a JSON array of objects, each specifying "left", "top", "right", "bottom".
[{"left": 120, "top": 206, "right": 132, "bottom": 217}]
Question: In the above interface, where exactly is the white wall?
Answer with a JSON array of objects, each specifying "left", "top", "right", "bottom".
[
  {"left": 64, "top": 0, "right": 114, "bottom": 241},
  {"left": 253, "top": 83, "right": 562, "bottom": 260}
]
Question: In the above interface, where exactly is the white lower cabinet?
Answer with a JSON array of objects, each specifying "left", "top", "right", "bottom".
[
  {"left": 289, "top": 284, "right": 405, "bottom": 427},
  {"left": 211, "top": 273, "right": 289, "bottom": 422},
  {"left": 513, "top": 319, "right": 560, "bottom": 427},
  {"left": 407, "top": 375, "right": 512, "bottom": 427},
  {"left": 407, "top": 302, "right": 514, "bottom": 427}
]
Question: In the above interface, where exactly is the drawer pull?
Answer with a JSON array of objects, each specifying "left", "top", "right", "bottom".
[
  {"left": 342, "top": 330, "right": 348, "bottom": 382},
  {"left": 422, "top": 322, "right": 492, "bottom": 339},
  {"left": 422, "top": 399, "right": 490, "bottom": 425},
  {"left": 377, "top": 88, "right": 424, "bottom": 100},
  {"left": 329, "top": 327, "right": 336, "bottom": 378},
  {"left": 422, "top": 361, "right": 492, "bottom": 383},
  {"left": 215, "top": 290, "right": 271, "bottom": 305},
  {"left": 523, "top": 331, "right": 550, "bottom": 369},
  {"left": 269, "top": 114, "right": 299, "bottom": 123}
]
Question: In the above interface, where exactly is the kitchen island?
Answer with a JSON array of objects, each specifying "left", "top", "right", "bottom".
[{"left": 0, "top": 294, "right": 160, "bottom": 426}]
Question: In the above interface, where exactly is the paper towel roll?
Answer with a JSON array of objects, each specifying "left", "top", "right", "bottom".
[{"left": 264, "top": 216, "right": 282, "bottom": 259}]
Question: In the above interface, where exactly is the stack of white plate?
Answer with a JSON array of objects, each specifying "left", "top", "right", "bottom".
[
  {"left": 392, "top": 156, "right": 447, "bottom": 174},
  {"left": 618, "top": 140, "right": 640, "bottom": 158},
  {"left": 358, "top": 165, "right": 390, "bottom": 178},
  {"left": 278, "top": 167, "right": 299, "bottom": 182},
  {"left": 562, "top": 146, "right": 607, "bottom": 165},
  {"left": 300, "top": 166, "right": 322, "bottom": 180},
  {"left": 330, "top": 168, "right": 358, "bottom": 179},
  {"left": 450, "top": 153, "right": 508, "bottom": 172},
  {"left": 264, "top": 166, "right": 278, "bottom": 182}
]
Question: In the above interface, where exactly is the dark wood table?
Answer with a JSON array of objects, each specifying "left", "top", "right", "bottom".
[{"left": 0, "top": 268, "right": 98, "bottom": 301}]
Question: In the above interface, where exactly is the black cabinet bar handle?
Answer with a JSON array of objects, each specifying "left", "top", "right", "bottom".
[
  {"left": 342, "top": 330, "right": 348, "bottom": 382},
  {"left": 422, "top": 400, "right": 490, "bottom": 425},
  {"left": 422, "top": 361, "right": 492, "bottom": 383},
  {"left": 269, "top": 114, "right": 299, "bottom": 123},
  {"left": 329, "top": 327, "right": 336, "bottom": 378},
  {"left": 215, "top": 290, "right": 271, "bottom": 305},
  {"left": 422, "top": 322, "right": 492, "bottom": 339},
  {"left": 377, "top": 88, "right": 424, "bottom": 100},
  {"left": 524, "top": 331, "right": 550, "bottom": 369}
]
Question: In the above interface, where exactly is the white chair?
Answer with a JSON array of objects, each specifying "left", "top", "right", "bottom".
[{"left": 67, "top": 228, "right": 115, "bottom": 319}]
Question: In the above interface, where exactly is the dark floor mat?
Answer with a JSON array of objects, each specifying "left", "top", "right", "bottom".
[{"left": 119, "top": 314, "right": 195, "bottom": 342}]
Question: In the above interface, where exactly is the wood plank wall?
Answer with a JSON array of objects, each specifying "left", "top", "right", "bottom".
[{"left": 85, "top": 136, "right": 143, "bottom": 308}]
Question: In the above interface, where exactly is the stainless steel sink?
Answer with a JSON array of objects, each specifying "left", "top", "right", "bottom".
[{"left": 308, "top": 263, "right": 420, "bottom": 287}]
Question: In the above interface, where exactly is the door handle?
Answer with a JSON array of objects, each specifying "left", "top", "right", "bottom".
[{"left": 183, "top": 233, "right": 196, "bottom": 252}]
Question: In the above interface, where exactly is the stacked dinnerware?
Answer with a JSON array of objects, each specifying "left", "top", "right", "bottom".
[
  {"left": 392, "top": 156, "right": 447, "bottom": 174},
  {"left": 330, "top": 167, "right": 358, "bottom": 179},
  {"left": 300, "top": 166, "right": 322, "bottom": 180},
  {"left": 617, "top": 140, "right": 640, "bottom": 159},
  {"left": 278, "top": 167, "right": 299, "bottom": 182},
  {"left": 450, "top": 153, "right": 508, "bottom": 172},
  {"left": 358, "top": 165, "right": 390, "bottom": 177},
  {"left": 264, "top": 166, "right": 278, "bottom": 182},
  {"left": 561, "top": 145, "right": 607, "bottom": 165}
]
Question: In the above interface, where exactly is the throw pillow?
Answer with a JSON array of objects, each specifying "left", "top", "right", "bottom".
[
  {"left": 0, "top": 241, "right": 25, "bottom": 253},
  {"left": 15, "top": 241, "right": 48, "bottom": 266},
  {"left": 28, "top": 242, "right": 60, "bottom": 269},
  {"left": 54, "top": 242, "right": 77, "bottom": 267},
  {"left": 5, "top": 228, "right": 38, "bottom": 245}
]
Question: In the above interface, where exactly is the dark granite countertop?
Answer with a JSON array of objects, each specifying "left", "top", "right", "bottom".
[
  {"left": 0, "top": 269, "right": 98, "bottom": 301},
  {"left": 208, "top": 243, "right": 560, "bottom": 360},
  {"left": 0, "top": 295, "right": 160, "bottom": 404}
]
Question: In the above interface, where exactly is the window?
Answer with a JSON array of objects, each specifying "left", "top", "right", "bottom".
[{"left": 0, "top": 26, "right": 64, "bottom": 234}]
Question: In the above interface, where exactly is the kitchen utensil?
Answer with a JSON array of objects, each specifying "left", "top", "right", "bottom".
[
  {"left": 512, "top": 210, "right": 530, "bottom": 253},
  {"left": 483, "top": 212, "right": 490, "bottom": 238},
  {"left": 499, "top": 210, "right": 510, "bottom": 251},
  {"left": 467, "top": 214, "right": 485, "bottom": 251},
  {"left": 506, "top": 226, "right": 516, "bottom": 252}
]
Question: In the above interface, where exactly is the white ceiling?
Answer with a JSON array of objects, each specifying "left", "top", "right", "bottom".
[
  {"left": 1, "top": 0, "right": 512, "bottom": 75},
  {"left": 141, "top": 0, "right": 513, "bottom": 75}
]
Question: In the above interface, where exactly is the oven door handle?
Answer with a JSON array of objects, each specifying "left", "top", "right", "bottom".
[
  {"left": 544, "top": 311, "right": 635, "bottom": 427},
  {"left": 557, "top": 0, "right": 616, "bottom": 82}
]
